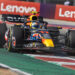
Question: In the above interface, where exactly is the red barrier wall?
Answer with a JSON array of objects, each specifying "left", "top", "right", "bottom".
[
  {"left": 0, "top": 0, "right": 40, "bottom": 16},
  {"left": 55, "top": 5, "right": 75, "bottom": 21},
  {"left": 0, "top": 0, "right": 75, "bottom": 22}
]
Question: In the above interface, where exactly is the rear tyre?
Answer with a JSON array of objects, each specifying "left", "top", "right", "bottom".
[
  {"left": 0, "top": 23, "right": 7, "bottom": 47},
  {"left": 66, "top": 30, "right": 75, "bottom": 48}
]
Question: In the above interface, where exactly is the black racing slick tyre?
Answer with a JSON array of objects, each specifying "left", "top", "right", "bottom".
[
  {"left": 0, "top": 23, "right": 7, "bottom": 47},
  {"left": 66, "top": 30, "right": 75, "bottom": 48},
  {"left": 7, "top": 26, "right": 23, "bottom": 52},
  {"left": 12, "top": 26, "right": 24, "bottom": 44}
]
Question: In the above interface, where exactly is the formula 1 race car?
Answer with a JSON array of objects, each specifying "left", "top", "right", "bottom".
[
  {"left": 5, "top": 21, "right": 55, "bottom": 52},
  {"left": 2, "top": 18, "right": 75, "bottom": 53},
  {"left": 0, "top": 14, "right": 75, "bottom": 53}
]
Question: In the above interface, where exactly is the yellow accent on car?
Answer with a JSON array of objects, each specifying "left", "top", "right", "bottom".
[
  {"left": 31, "top": 11, "right": 38, "bottom": 14},
  {"left": 29, "top": 15, "right": 37, "bottom": 21},
  {"left": 8, "top": 42, "right": 10, "bottom": 51},
  {"left": 42, "top": 39, "right": 54, "bottom": 47},
  {"left": 30, "top": 23, "right": 32, "bottom": 28},
  {"left": 57, "top": 26, "right": 62, "bottom": 29},
  {"left": 16, "top": 24, "right": 21, "bottom": 25},
  {"left": 33, "top": 42, "right": 35, "bottom": 46}
]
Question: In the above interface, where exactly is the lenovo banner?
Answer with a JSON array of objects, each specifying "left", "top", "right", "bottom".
[
  {"left": 55, "top": 5, "right": 75, "bottom": 21},
  {"left": 0, "top": 0, "right": 40, "bottom": 16}
]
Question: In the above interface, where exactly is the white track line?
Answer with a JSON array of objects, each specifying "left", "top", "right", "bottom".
[
  {"left": 26, "top": 54, "right": 75, "bottom": 61},
  {"left": 47, "top": 61, "right": 75, "bottom": 65},
  {"left": 24, "top": 54, "right": 75, "bottom": 70},
  {"left": 26, "top": 54, "right": 75, "bottom": 68},
  {"left": 0, "top": 63, "right": 32, "bottom": 75}
]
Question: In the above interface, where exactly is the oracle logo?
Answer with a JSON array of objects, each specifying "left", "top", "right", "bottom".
[
  {"left": 59, "top": 8, "right": 75, "bottom": 18},
  {"left": 7, "top": 16, "right": 24, "bottom": 22},
  {"left": 0, "top": 3, "right": 36, "bottom": 13}
]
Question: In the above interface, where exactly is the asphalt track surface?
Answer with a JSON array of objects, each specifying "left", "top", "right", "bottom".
[{"left": 0, "top": 18, "right": 75, "bottom": 75}]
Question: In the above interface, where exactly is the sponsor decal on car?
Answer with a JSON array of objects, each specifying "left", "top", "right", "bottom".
[{"left": 2, "top": 14, "right": 25, "bottom": 22}]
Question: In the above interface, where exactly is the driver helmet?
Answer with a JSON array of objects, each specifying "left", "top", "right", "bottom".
[
  {"left": 29, "top": 11, "right": 39, "bottom": 21},
  {"left": 30, "top": 22, "right": 39, "bottom": 29}
]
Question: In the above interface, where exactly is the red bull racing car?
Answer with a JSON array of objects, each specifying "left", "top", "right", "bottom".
[
  {"left": 5, "top": 20, "right": 55, "bottom": 52},
  {"left": 0, "top": 13, "right": 75, "bottom": 53}
]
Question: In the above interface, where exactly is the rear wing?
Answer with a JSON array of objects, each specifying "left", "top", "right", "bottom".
[{"left": 2, "top": 14, "right": 28, "bottom": 23}]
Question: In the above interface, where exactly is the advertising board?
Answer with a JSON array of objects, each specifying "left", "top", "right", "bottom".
[
  {"left": 55, "top": 5, "right": 75, "bottom": 21},
  {"left": 0, "top": 0, "right": 40, "bottom": 16}
]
